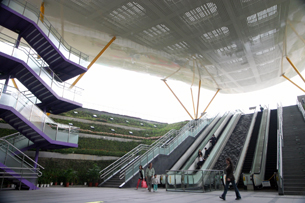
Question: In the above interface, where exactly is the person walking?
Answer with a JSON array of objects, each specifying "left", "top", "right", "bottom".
[
  {"left": 219, "top": 158, "right": 241, "bottom": 201},
  {"left": 136, "top": 165, "right": 144, "bottom": 189},
  {"left": 152, "top": 174, "right": 158, "bottom": 192},
  {"left": 145, "top": 162, "right": 155, "bottom": 192}
]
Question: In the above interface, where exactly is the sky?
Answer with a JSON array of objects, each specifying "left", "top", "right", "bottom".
[{"left": 64, "top": 63, "right": 305, "bottom": 123}]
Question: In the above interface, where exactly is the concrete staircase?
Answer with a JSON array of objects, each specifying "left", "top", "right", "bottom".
[{"left": 282, "top": 105, "right": 305, "bottom": 195}]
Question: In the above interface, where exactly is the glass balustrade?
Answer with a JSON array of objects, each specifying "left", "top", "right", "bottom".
[
  {"left": 0, "top": 33, "right": 83, "bottom": 103},
  {"left": 166, "top": 169, "right": 223, "bottom": 192},
  {"left": 0, "top": 84, "right": 79, "bottom": 144},
  {"left": 2, "top": 0, "right": 89, "bottom": 67}
]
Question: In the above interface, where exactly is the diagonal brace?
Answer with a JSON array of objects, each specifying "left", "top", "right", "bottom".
[{"left": 162, "top": 79, "right": 194, "bottom": 120}]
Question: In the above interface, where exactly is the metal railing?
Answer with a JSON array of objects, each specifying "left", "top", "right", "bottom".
[
  {"left": 0, "top": 84, "right": 79, "bottom": 144},
  {"left": 297, "top": 99, "right": 305, "bottom": 121},
  {"left": 0, "top": 133, "right": 32, "bottom": 150},
  {"left": 2, "top": 0, "right": 89, "bottom": 66},
  {"left": 0, "top": 138, "right": 44, "bottom": 190},
  {"left": 166, "top": 169, "right": 224, "bottom": 192},
  {"left": 276, "top": 103, "right": 284, "bottom": 195},
  {"left": 0, "top": 33, "right": 83, "bottom": 103},
  {"left": 121, "top": 118, "right": 213, "bottom": 184}
]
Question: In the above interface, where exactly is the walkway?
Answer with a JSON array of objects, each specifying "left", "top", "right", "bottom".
[
  {"left": 49, "top": 115, "right": 145, "bottom": 131},
  {"left": 0, "top": 187, "right": 304, "bottom": 203}
]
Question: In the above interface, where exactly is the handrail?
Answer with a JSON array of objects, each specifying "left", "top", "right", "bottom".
[
  {"left": 234, "top": 110, "right": 257, "bottom": 183},
  {"left": 297, "top": 99, "right": 305, "bottom": 121},
  {"left": 276, "top": 103, "right": 284, "bottom": 195},
  {"left": 251, "top": 106, "right": 270, "bottom": 187},
  {"left": 0, "top": 84, "right": 79, "bottom": 144},
  {"left": 2, "top": 0, "right": 89, "bottom": 66},
  {"left": 0, "top": 33, "right": 84, "bottom": 103},
  {"left": 0, "top": 138, "right": 44, "bottom": 170},
  {"left": 180, "top": 112, "right": 228, "bottom": 171}
]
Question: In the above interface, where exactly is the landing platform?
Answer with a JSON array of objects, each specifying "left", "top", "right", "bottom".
[{"left": 0, "top": 187, "right": 304, "bottom": 203}]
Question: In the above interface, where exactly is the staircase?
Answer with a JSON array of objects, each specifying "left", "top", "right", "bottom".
[
  {"left": 0, "top": 0, "right": 85, "bottom": 190},
  {"left": 282, "top": 105, "right": 305, "bottom": 195},
  {"left": 0, "top": 33, "right": 83, "bottom": 114},
  {"left": 0, "top": 138, "right": 44, "bottom": 190},
  {"left": 264, "top": 109, "right": 277, "bottom": 188},
  {"left": 0, "top": 0, "right": 88, "bottom": 81}
]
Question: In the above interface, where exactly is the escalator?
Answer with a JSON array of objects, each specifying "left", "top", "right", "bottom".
[
  {"left": 238, "top": 111, "right": 262, "bottom": 187},
  {"left": 264, "top": 109, "right": 277, "bottom": 188},
  {"left": 213, "top": 114, "right": 253, "bottom": 177}
]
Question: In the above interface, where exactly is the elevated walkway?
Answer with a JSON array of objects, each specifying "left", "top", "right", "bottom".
[{"left": 0, "top": 0, "right": 88, "bottom": 81}]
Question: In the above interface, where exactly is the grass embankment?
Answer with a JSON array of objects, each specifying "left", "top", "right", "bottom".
[
  {"left": 50, "top": 138, "right": 153, "bottom": 157},
  {"left": 52, "top": 118, "right": 188, "bottom": 139},
  {"left": 60, "top": 109, "right": 167, "bottom": 129}
]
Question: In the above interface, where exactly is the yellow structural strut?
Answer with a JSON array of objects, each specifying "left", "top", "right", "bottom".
[
  {"left": 199, "top": 89, "right": 220, "bottom": 119},
  {"left": 287, "top": 20, "right": 305, "bottom": 45},
  {"left": 11, "top": 78, "right": 19, "bottom": 90},
  {"left": 70, "top": 36, "right": 116, "bottom": 88},
  {"left": 40, "top": 2, "right": 44, "bottom": 22},
  {"left": 281, "top": 74, "right": 305, "bottom": 93},
  {"left": 162, "top": 79, "right": 194, "bottom": 120},
  {"left": 286, "top": 56, "right": 305, "bottom": 84}
]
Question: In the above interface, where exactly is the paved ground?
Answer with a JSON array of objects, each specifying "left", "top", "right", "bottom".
[{"left": 0, "top": 187, "right": 304, "bottom": 203}]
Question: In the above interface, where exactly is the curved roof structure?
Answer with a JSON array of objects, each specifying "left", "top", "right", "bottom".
[{"left": 26, "top": 0, "right": 305, "bottom": 93}]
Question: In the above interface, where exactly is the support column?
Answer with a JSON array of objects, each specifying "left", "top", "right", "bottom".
[
  {"left": 3, "top": 75, "right": 10, "bottom": 93},
  {"left": 195, "top": 80, "right": 201, "bottom": 119},
  {"left": 34, "top": 148, "right": 39, "bottom": 169},
  {"left": 15, "top": 34, "right": 21, "bottom": 48}
]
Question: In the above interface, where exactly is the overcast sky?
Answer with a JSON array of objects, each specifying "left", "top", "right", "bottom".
[{"left": 62, "top": 63, "right": 305, "bottom": 123}]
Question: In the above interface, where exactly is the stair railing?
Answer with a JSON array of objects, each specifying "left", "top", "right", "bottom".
[
  {"left": 276, "top": 103, "right": 284, "bottom": 195},
  {"left": 0, "top": 33, "right": 83, "bottom": 103},
  {"left": 0, "top": 138, "right": 44, "bottom": 190},
  {"left": 1, "top": 0, "right": 89, "bottom": 67},
  {"left": 296, "top": 99, "right": 305, "bottom": 121},
  {"left": 0, "top": 84, "right": 79, "bottom": 145}
]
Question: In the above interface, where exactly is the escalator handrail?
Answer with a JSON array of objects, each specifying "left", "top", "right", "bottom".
[{"left": 234, "top": 110, "right": 257, "bottom": 183}]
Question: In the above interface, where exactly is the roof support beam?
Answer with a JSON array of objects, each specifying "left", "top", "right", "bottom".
[
  {"left": 70, "top": 36, "right": 116, "bottom": 88},
  {"left": 162, "top": 79, "right": 194, "bottom": 120},
  {"left": 199, "top": 88, "right": 220, "bottom": 119},
  {"left": 11, "top": 79, "right": 19, "bottom": 90},
  {"left": 286, "top": 56, "right": 305, "bottom": 84},
  {"left": 281, "top": 74, "right": 305, "bottom": 93},
  {"left": 195, "top": 79, "right": 201, "bottom": 119}
]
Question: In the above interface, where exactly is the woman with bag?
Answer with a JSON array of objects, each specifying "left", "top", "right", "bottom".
[
  {"left": 219, "top": 158, "right": 241, "bottom": 201},
  {"left": 136, "top": 165, "right": 145, "bottom": 189}
]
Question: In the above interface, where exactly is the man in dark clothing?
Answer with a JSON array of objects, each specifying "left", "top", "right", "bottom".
[
  {"left": 204, "top": 147, "right": 210, "bottom": 159},
  {"left": 259, "top": 105, "right": 264, "bottom": 112},
  {"left": 210, "top": 135, "right": 217, "bottom": 146}
]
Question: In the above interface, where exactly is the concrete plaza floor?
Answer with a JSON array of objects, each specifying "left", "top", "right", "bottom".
[{"left": 0, "top": 187, "right": 304, "bottom": 203}]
